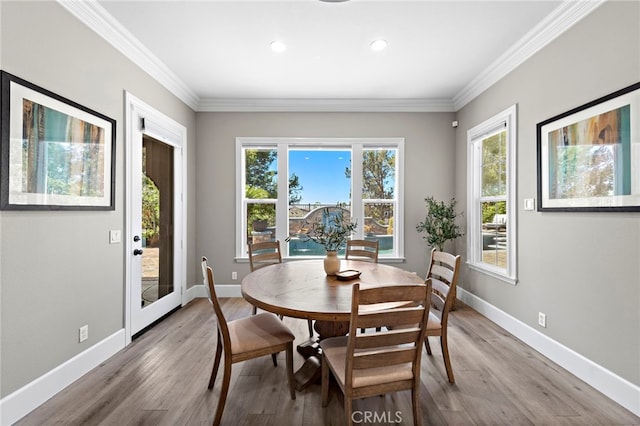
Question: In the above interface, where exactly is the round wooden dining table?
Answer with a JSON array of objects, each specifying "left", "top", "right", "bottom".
[{"left": 241, "top": 259, "right": 425, "bottom": 389}]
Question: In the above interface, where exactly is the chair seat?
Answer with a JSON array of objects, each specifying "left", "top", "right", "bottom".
[
  {"left": 320, "top": 336, "right": 414, "bottom": 388},
  {"left": 228, "top": 313, "right": 295, "bottom": 355}
]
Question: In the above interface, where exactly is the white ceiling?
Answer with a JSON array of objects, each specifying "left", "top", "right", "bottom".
[{"left": 64, "top": 0, "right": 603, "bottom": 111}]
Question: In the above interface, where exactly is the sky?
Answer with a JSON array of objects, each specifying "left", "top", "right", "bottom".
[{"left": 288, "top": 150, "right": 351, "bottom": 204}]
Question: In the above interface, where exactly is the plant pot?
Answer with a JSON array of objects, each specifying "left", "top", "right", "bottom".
[
  {"left": 323, "top": 251, "right": 341, "bottom": 276},
  {"left": 252, "top": 219, "right": 268, "bottom": 232}
]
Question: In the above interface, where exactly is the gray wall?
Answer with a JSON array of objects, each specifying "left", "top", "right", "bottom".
[
  {"left": 0, "top": 1, "right": 197, "bottom": 397},
  {"left": 1, "top": 0, "right": 638, "bottom": 411},
  {"left": 454, "top": 0, "right": 639, "bottom": 385},
  {"left": 195, "top": 112, "right": 456, "bottom": 284}
]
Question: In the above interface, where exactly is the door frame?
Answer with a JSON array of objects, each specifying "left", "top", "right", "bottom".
[{"left": 124, "top": 92, "right": 187, "bottom": 344}]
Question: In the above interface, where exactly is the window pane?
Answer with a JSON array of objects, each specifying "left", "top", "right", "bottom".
[
  {"left": 245, "top": 148, "right": 277, "bottom": 199},
  {"left": 288, "top": 204, "right": 352, "bottom": 256},
  {"left": 362, "top": 149, "right": 396, "bottom": 199},
  {"left": 364, "top": 202, "right": 394, "bottom": 255},
  {"left": 247, "top": 203, "right": 276, "bottom": 248},
  {"left": 289, "top": 149, "right": 351, "bottom": 205},
  {"left": 481, "top": 131, "right": 506, "bottom": 197},
  {"left": 481, "top": 200, "right": 507, "bottom": 268}
]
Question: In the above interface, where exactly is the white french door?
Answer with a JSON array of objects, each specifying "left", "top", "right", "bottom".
[{"left": 126, "top": 93, "right": 186, "bottom": 339}]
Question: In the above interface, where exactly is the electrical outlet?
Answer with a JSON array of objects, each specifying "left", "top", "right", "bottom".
[
  {"left": 79, "top": 325, "right": 89, "bottom": 342},
  {"left": 232, "top": 271, "right": 237, "bottom": 280},
  {"left": 538, "top": 312, "right": 547, "bottom": 328}
]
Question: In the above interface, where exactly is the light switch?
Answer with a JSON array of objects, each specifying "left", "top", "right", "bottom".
[
  {"left": 109, "top": 230, "right": 121, "bottom": 244},
  {"left": 523, "top": 198, "right": 535, "bottom": 211}
]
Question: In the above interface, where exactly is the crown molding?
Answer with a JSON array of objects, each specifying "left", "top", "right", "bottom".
[
  {"left": 197, "top": 98, "right": 456, "bottom": 112},
  {"left": 452, "top": 0, "right": 606, "bottom": 110},
  {"left": 57, "top": 0, "right": 200, "bottom": 110},
  {"left": 59, "top": 0, "right": 602, "bottom": 113}
]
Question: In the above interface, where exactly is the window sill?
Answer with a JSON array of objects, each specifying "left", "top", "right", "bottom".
[{"left": 467, "top": 261, "right": 517, "bottom": 285}]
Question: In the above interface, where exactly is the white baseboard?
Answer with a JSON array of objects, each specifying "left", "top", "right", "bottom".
[
  {"left": 0, "top": 329, "right": 126, "bottom": 426},
  {"left": 215, "top": 284, "right": 241, "bottom": 298},
  {"left": 457, "top": 287, "right": 640, "bottom": 417},
  {"left": 184, "top": 283, "right": 206, "bottom": 302},
  {"left": 188, "top": 283, "right": 241, "bottom": 299}
]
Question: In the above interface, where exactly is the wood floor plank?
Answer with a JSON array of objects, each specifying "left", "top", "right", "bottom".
[{"left": 14, "top": 298, "right": 640, "bottom": 426}]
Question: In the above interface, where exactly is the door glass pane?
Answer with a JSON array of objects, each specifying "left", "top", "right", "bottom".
[
  {"left": 141, "top": 136, "right": 174, "bottom": 308},
  {"left": 481, "top": 200, "right": 507, "bottom": 269}
]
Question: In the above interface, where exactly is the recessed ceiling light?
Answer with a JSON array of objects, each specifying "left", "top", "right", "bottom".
[
  {"left": 370, "top": 39, "right": 387, "bottom": 51},
  {"left": 319, "top": 0, "right": 350, "bottom": 2},
  {"left": 270, "top": 41, "right": 287, "bottom": 53}
]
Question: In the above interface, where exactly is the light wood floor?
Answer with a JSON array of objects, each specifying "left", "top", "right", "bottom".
[{"left": 16, "top": 298, "right": 639, "bottom": 426}]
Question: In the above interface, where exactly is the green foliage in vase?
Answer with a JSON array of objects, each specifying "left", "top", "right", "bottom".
[
  {"left": 416, "top": 196, "right": 464, "bottom": 251},
  {"left": 286, "top": 206, "right": 357, "bottom": 252}
]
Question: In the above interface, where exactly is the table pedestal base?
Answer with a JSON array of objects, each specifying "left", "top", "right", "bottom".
[{"left": 293, "top": 320, "right": 349, "bottom": 391}]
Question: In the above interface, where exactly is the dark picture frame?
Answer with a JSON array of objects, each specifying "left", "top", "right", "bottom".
[
  {"left": 1, "top": 71, "right": 115, "bottom": 210},
  {"left": 536, "top": 82, "right": 640, "bottom": 212}
]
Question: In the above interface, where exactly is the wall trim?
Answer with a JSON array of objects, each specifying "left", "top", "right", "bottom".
[
  {"left": 57, "top": 0, "right": 602, "bottom": 113},
  {"left": 457, "top": 287, "right": 640, "bottom": 417},
  {"left": 189, "top": 283, "right": 242, "bottom": 299},
  {"left": 197, "top": 98, "right": 455, "bottom": 112},
  {"left": 0, "top": 329, "right": 126, "bottom": 426},
  {"left": 452, "top": 0, "right": 605, "bottom": 110},
  {"left": 57, "top": 0, "right": 199, "bottom": 110}
]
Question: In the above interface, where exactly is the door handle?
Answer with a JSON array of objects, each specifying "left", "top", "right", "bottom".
[{"left": 133, "top": 249, "right": 144, "bottom": 256}]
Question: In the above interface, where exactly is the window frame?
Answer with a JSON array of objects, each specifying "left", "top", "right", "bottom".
[
  {"left": 466, "top": 105, "right": 518, "bottom": 284},
  {"left": 236, "top": 137, "right": 405, "bottom": 261}
]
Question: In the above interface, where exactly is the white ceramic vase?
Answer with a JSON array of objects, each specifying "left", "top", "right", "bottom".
[{"left": 323, "top": 251, "right": 341, "bottom": 275}]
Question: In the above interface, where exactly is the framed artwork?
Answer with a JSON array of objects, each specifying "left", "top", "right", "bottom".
[
  {"left": 537, "top": 82, "right": 640, "bottom": 212},
  {"left": 1, "top": 71, "right": 115, "bottom": 210}
]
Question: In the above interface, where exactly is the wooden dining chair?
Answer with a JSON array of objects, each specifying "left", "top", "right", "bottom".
[
  {"left": 345, "top": 239, "right": 379, "bottom": 263},
  {"left": 248, "top": 240, "right": 314, "bottom": 338},
  {"left": 201, "top": 257, "right": 296, "bottom": 426},
  {"left": 346, "top": 239, "right": 381, "bottom": 333},
  {"left": 424, "top": 248, "right": 461, "bottom": 383},
  {"left": 320, "top": 281, "right": 432, "bottom": 426},
  {"left": 248, "top": 240, "right": 282, "bottom": 316}
]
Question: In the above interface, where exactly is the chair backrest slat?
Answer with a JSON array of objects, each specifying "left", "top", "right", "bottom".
[
  {"left": 353, "top": 347, "right": 416, "bottom": 369},
  {"left": 248, "top": 240, "right": 282, "bottom": 272},
  {"left": 354, "top": 329, "right": 422, "bottom": 349},
  {"left": 357, "top": 308, "right": 424, "bottom": 330},
  {"left": 345, "top": 239, "right": 379, "bottom": 262},
  {"left": 430, "top": 264, "right": 454, "bottom": 284},
  {"left": 357, "top": 285, "right": 425, "bottom": 305}
]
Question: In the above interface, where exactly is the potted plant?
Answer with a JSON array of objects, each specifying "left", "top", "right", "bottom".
[
  {"left": 286, "top": 206, "right": 357, "bottom": 275},
  {"left": 416, "top": 196, "right": 464, "bottom": 252}
]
